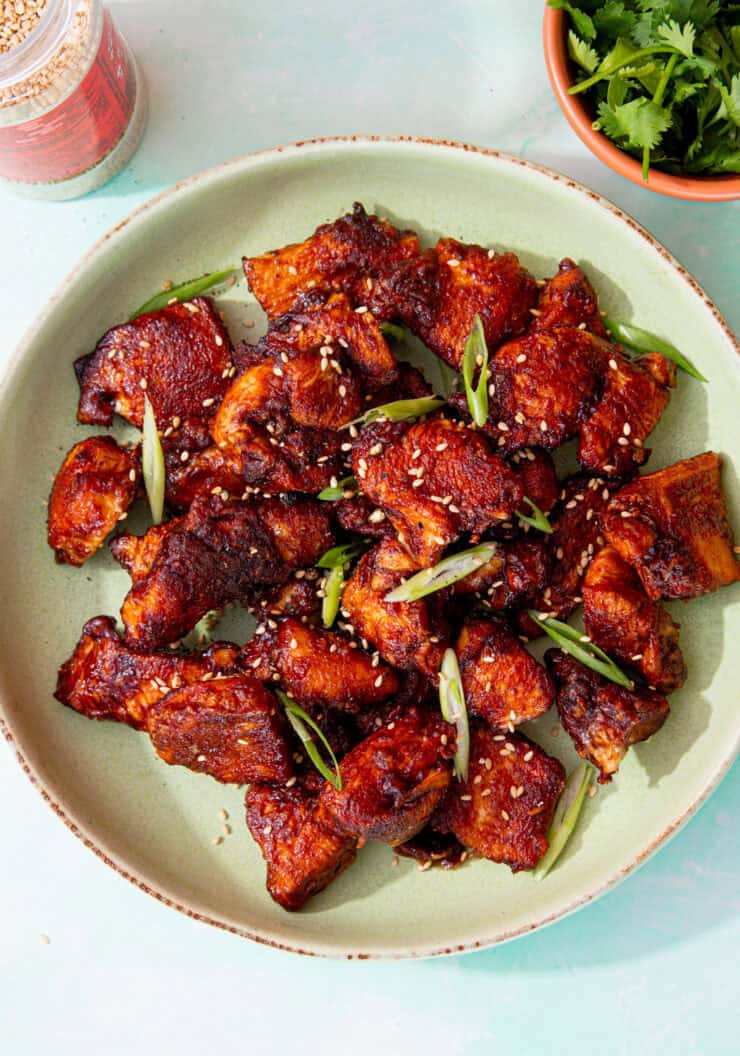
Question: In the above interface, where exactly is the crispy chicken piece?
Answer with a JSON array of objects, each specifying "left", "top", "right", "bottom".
[
  {"left": 547, "top": 651, "right": 670, "bottom": 783},
  {"left": 165, "top": 445, "right": 245, "bottom": 510},
  {"left": 334, "top": 492, "right": 395, "bottom": 541},
  {"left": 146, "top": 674, "right": 293, "bottom": 784},
  {"left": 110, "top": 520, "right": 178, "bottom": 581},
  {"left": 482, "top": 327, "right": 611, "bottom": 452},
  {"left": 508, "top": 447, "right": 559, "bottom": 515},
  {"left": 394, "top": 827, "right": 467, "bottom": 869},
  {"left": 380, "top": 238, "right": 537, "bottom": 369},
  {"left": 240, "top": 617, "right": 399, "bottom": 712},
  {"left": 249, "top": 573, "right": 322, "bottom": 621},
  {"left": 602, "top": 452, "right": 740, "bottom": 600},
  {"left": 75, "top": 298, "right": 233, "bottom": 431},
  {"left": 528, "top": 472, "right": 625, "bottom": 625},
  {"left": 243, "top": 202, "right": 420, "bottom": 322},
  {"left": 342, "top": 539, "right": 448, "bottom": 677},
  {"left": 456, "top": 617, "right": 554, "bottom": 729},
  {"left": 317, "top": 709, "right": 453, "bottom": 845},
  {"left": 583, "top": 547, "right": 686, "bottom": 693},
  {"left": 352, "top": 417, "right": 523, "bottom": 566},
  {"left": 532, "top": 258, "right": 607, "bottom": 335},
  {"left": 47, "top": 436, "right": 139, "bottom": 566},
  {"left": 452, "top": 537, "right": 551, "bottom": 610},
  {"left": 116, "top": 494, "right": 333, "bottom": 651},
  {"left": 435, "top": 725, "right": 566, "bottom": 871},
  {"left": 578, "top": 351, "right": 675, "bottom": 477},
  {"left": 54, "top": 615, "right": 239, "bottom": 729},
  {"left": 246, "top": 780, "right": 358, "bottom": 911}
]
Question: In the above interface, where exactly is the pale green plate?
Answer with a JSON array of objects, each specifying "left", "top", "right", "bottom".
[{"left": 1, "top": 138, "right": 738, "bottom": 959}]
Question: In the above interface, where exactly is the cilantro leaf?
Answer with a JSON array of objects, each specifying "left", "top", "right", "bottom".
[
  {"left": 719, "top": 74, "right": 740, "bottom": 127},
  {"left": 597, "top": 97, "right": 672, "bottom": 148},
  {"left": 548, "top": 1, "right": 597, "bottom": 41},
  {"left": 657, "top": 18, "right": 696, "bottom": 58},
  {"left": 593, "top": 1, "right": 636, "bottom": 39},
  {"left": 568, "top": 29, "right": 600, "bottom": 73}
]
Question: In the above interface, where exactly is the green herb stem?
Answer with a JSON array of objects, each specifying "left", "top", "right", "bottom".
[
  {"left": 322, "top": 564, "right": 345, "bottom": 628},
  {"left": 438, "top": 648, "right": 470, "bottom": 782},
  {"left": 568, "top": 46, "right": 676, "bottom": 95},
  {"left": 602, "top": 317, "right": 707, "bottom": 382},
  {"left": 642, "top": 53, "right": 679, "bottom": 181},
  {"left": 461, "top": 314, "right": 490, "bottom": 427},
  {"left": 345, "top": 397, "right": 445, "bottom": 429},
  {"left": 533, "top": 763, "right": 594, "bottom": 880},
  {"left": 516, "top": 497, "right": 554, "bottom": 534},
  {"left": 527, "top": 611, "right": 635, "bottom": 690},
  {"left": 317, "top": 475, "right": 358, "bottom": 501},
  {"left": 141, "top": 395, "right": 165, "bottom": 524},
  {"left": 277, "top": 691, "right": 342, "bottom": 790},
  {"left": 131, "top": 268, "right": 236, "bottom": 319},
  {"left": 384, "top": 542, "right": 498, "bottom": 603}
]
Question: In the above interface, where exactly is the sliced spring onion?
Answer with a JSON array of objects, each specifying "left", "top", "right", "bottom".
[
  {"left": 277, "top": 690, "right": 342, "bottom": 790},
  {"left": 438, "top": 648, "right": 469, "bottom": 782},
  {"left": 317, "top": 475, "right": 357, "bottom": 501},
  {"left": 527, "top": 611, "right": 634, "bottom": 690},
  {"left": 321, "top": 564, "right": 345, "bottom": 628},
  {"left": 141, "top": 395, "right": 165, "bottom": 524},
  {"left": 380, "top": 321, "right": 407, "bottom": 342},
  {"left": 516, "top": 496, "right": 553, "bottom": 534},
  {"left": 384, "top": 542, "right": 498, "bottom": 603},
  {"left": 533, "top": 763, "right": 594, "bottom": 881},
  {"left": 602, "top": 317, "right": 707, "bottom": 383},
  {"left": 461, "top": 314, "right": 489, "bottom": 427},
  {"left": 316, "top": 541, "right": 368, "bottom": 569},
  {"left": 344, "top": 396, "right": 445, "bottom": 429},
  {"left": 130, "top": 267, "right": 236, "bottom": 319}
]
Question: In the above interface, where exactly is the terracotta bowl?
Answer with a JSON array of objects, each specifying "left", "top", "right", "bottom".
[{"left": 543, "top": 8, "right": 740, "bottom": 202}]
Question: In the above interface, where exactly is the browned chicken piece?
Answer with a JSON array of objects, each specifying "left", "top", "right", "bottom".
[
  {"left": 578, "top": 351, "right": 675, "bottom": 477},
  {"left": 508, "top": 447, "right": 559, "bottom": 515},
  {"left": 243, "top": 202, "right": 420, "bottom": 322},
  {"left": 456, "top": 617, "right": 554, "bottom": 729},
  {"left": 54, "top": 615, "right": 240, "bottom": 729},
  {"left": 378, "top": 238, "right": 537, "bottom": 370},
  {"left": 246, "top": 780, "right": 358, "bottom": 911},
  {"left": 249, "top": 573, "right": 322, "bottom": 621},
  {"left": 146, "top": 674, "right": 294, "bottom": 784},
  {"left": 602, "top": 452, "right": 740, "bottom": 600},
  {"left": 263, "top": 292, "right": 398, "bottom": 390},
  {"left": 527, "top": 472, "right": 625, "bottom": 626},
  {"left": 435, "top": 725, "right": 566, "bottom": 871},
  {"left": 75, "top": 297, "right": 234, "bottom": 431},
  {"left": 116, "top": 494, "right": 334, "bottom": 651},
  {"left": 47, "top": 436, "right": 140, "bottom": 566},
  {"left": 210, "top": 359, "right": 345, "bottom": 493},
  {"left": 532, "top": 258, "right": 607, "bottom": 336},
  {"left": 482, "top": 327, "right": 611, "bottom": 452},
  {"left": 583, "top": 547, "right": 686, "bottom": 693},
  {"left": 547, "top": 651, "right": 670, "bottom": 783},
  {"left": 334, "top": 492, "right": 395, "bottom": 541},
  {"left": 240, "top": 617, "right": 399, "bottom": 712},
  {"left": 110, "top": 520, "right": 179, "bottom": 581},
  {"left": 394, "top": 827, "right": 467, "bottom": 869},
  {"left": 452, "top": 537, "right": 551, "bottom": 611},
  {"left": 165, "top": 444, "right": 246, "bottom": 510},
  {"left": 352, "top": 417, "right": 523, "bottom": 567},
  {"left": 342, "top": 538, "right": 449, "bottom": 677},
  {"left": 317, "top": 708, "right": 454, "bottom": 845}
]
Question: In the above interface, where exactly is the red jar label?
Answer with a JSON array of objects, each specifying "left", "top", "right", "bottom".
[{"left": 0, "top": 11, "right": 136, "bottom": 185}]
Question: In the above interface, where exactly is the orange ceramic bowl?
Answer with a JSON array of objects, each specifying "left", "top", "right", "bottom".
[{"left": 542, "top": 7, "right": 740, "bottom": 202}]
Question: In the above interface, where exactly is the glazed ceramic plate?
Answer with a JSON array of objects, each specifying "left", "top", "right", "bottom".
[{"left": 1, "top": 138, "right": 738, "bottom": 958}]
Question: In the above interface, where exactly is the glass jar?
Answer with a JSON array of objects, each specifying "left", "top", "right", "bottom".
[{"left": 0, "top": 0, "right": 147, "bottom": 199}]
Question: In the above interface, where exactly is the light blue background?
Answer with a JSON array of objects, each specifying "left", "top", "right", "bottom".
[{"left": 2, "top": 3, "right": 738, "bottom": 1053}]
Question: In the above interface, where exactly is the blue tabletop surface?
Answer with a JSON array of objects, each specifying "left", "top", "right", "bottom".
[{"left": 2, "top": 3, "right": 738, "bottom": 1053}]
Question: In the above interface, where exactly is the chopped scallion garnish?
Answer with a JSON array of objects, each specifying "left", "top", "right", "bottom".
[
  {"left": 317, "top": 541, "right": 368, "bottom": 569},
  {"left": 527, "top": 611, "right": 634, "bottom": 689},
  {"left": 516, "top": 496, "right": 553, "bottom": 534},
  {"left": 461, "top": 314, "right": 489, "bottom": 427},
  {"left": 277, "top": 690, "right": 342, "bottom": 790},
  {"left": 602, "top": 317, "right": 707, "bottom": 383},
  {"left": 317, "top": 475, "right": 357, "bottom": 501},
  {"left": 130, "top": 267, "right": 237, "bottom": 319},
  {"left": 141, "top": 395, "right": 165, "bottom": 524},
  {"left": 344, "top": 396, "right": 445, "bottom": 429},
  {"left": 380, "top": 321, "right": 407, "bottom": 342},
  {"left": 321, "top": 564, "right": 345, "bottom": 628},
  {"left": 438, "top": 648, "right": 469, "bottom": 782},
  {"left": 533, "top": 763, "right": 594, "bottom": 881},
  {"left": 384, "top": 542, "right": 498, "bottom": 603}
]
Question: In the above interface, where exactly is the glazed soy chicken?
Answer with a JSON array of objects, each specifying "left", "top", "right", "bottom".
[{"left": 49, "top": 203, "right": 739, "bottom": 911}]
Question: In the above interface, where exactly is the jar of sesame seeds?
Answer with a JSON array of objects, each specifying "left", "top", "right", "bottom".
[{"left": 0, "top": 0, "right": 146, "bottom": 198}]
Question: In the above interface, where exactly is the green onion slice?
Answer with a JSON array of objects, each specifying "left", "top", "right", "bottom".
[
  {"left": 461, "top": 314, "right": 489, "bottom": 427},
  {"left": 277, "top": 690, "right": 342, "bottom": 791},
  {"left": 141, "top": 395, "right": 165, "bottom": 525},
  {"left": 439, "top": 648, "right": 469, "bottom": 782},
  {"left": 317, "top": 475, "right": 357, "bottom": 501},
  {"left": 317, "top": 541, "right": 368, "bottom": 569},
  {"left": 516, "top": 496, "right": 554, "bottom": 534},
  {"left": 602, "top": 317, "right": 707, "bottom": 383},
  {"left": 344, "top": 396, "right": 445, "bottom": 429},
  {"left": 380, "top": 321, "right": 407, "bottom": 342},
  {"left": 130, "top": 267, "right": 237, "bottom": 319},
  {"left": 384, "top": 542, "right": 498, "bottom": 603},
  {"left": 322, "top": 564, "right": 345, "bottom": 628},
  {"left": 533, "top": 763, "right": 594, "bottom": 881},
  {"left": 527, "top": 611, "right": 634, "bottom": 689}
]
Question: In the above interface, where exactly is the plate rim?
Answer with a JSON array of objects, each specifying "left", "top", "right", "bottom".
[{"left": 1, "top": 134, "right": 738, "bottom": 959}]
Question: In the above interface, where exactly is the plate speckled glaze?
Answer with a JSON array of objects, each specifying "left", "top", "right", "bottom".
[{"left": 1, "top": 138, "right": 738, "bottom": 959}]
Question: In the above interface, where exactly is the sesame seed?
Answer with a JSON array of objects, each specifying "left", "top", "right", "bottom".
[
  {"left": 412, "top": 478, "right": 424, "bottom": 488},
  {"left": 273, "top": 366, "right": 284, "bottom": 377},
  {"left": 435, "top": 442, "right": 448, "bottom": 452},
  {"left": 285, "top": 776, "right": 297, "bottom": 788},
  {"left": 355, "top": 306, "right": 368, "bottom": 314},
  {"left": 128, "top": 468, "right": 137, "bottom": 482},
  {"left": 555, "top": 547, "right": 564, "bottom": 560},
  {"left": 212, "top": 836, "right": 223, "bottom": 845},
  {"left": 289, "top": 638, "right": 298, "bottom": 650},
  {"left": 631, "top": 653, "right": 644, "bottom": 661},
  {"left": 617, "top": 437, "right": 629, "bottom": 446},
  {"left": 489, "top": 384, "right": 496, "bottom": 396},
  {"left": 288, "top": 265, "right": 298, "bottom": 276},
  {"left": 529, "top": 308, "right": 542, "bottom": 317},
  {"left": 602, "top": 488, "right": 610, "bottom": 501},
  {"left": 447, "top": 258, "right": 461, "bottom": 268},
  {"left": 501, "top": 810, "right": 510, "bottom": 821},
  {"left": 497, "top": 421, "right": 509, "bottom": 432},
  {"left": 202, "top": 397, "right": 215, "bottom": 407},
  {"left": 139, "top": 378, "right": 148, "bottom": 390},
  {"left": 609, "top": 358, "right": 618, "bottom": 370},
  {"left": 620, "top": 510, "right": 632, "bottom": 518},
  {"left": 180, "top": 450, "right": 189, "bottom": 462},
  {"left": 565, "top": 500, "right": 577, "bottom": 509},
  {"left": 623, "top": 422, "right": 631, "bottom": 436},
  {"left": 539, "top": 420, "right": 548, "bottom": 432},
  {"left": 215, "top": 335, "right": 224, "bottom": 347},
  {"left": 460, "top": 795, "right": 472, "bottom": 802},
  {"left": 374, "top": 674, "right": 383, "bottom": 687},
  {"left": 516, "top": 354, "right": 527, "bottom": 364},
  {"left": 369, "top": 442, "right": 383, "bottom": 456}
]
